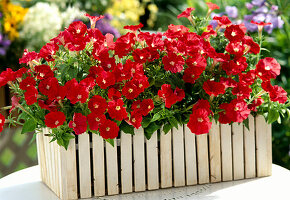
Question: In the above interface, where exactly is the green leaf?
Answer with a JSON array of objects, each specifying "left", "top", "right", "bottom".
[
  {"left": 120, "top": 121, "right": 134, "bottom": 135},
  {"left": 268, "top": 109, "right": 280, "bottom": 124},
  {"left": 105, "top": 138, "right": 115, "bottom": 147},
  {"left": 163, "top": 123, "right": 172, "bottom": 134},
  {"left": 141, "top": 117, "right": 152, "bottom": 128},
  {"left": 168, "top": 117, "right": 179, "bottom": 129},
  {"left": 243, "top": 118, "right": 250, "bottom": 131},
  {"left": 21, "top": 118, "right": 37, "bottom": 134},
  {"left": 151, "top": 113, "right": 161, "bottom": 122},
  {"left": 144, "top": 122, "right": 161, "bottom": 140}
]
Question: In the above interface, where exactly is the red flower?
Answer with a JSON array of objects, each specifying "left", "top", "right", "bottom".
[
  {"left": 256, "top": 57, "right": 280, "bottom": 81},
  {"left": 225, "top": 42, "right": 245, "bottom": 57},
  {"left": 141, "top": 99, "right": 154, "bottom": 116},
  {"left": 232, "top": 83, "right": 252, "bottom": 99},
  {"left": 39, "top": 77, "right": 59, "bottom": 96},
  {"left": 19, "top": 49, "right": 40, "bottom": 66},
  {"left": 15, "top": 67, "right": 28, "bottom": 79},
  {"left": 251, "top": 20, "right": 272, "bottom": 32},
  {"left": 127, "top": 111, "right": 143, "bottom": 129},
  {"left": 84, "top": 13, "right": 104, "bottom": 28},
  {"left": 192, "top": 99, "right": 212, "bottom": 116},
  {"left": 269, "top": 85, "right": 287, "bottom": 104},
  {"left": 239, "top": 70, "right": 256, "bottom": 85},
  {"left": 87, "top": 113, "right": 106, "bottom": 131},
  {"left": 34, "top": 65, "right": 54, "bottom": 80},
  {"left": 162, "top": 52, "right": 185, "bottom": 73},
  {"left": 24, "top": 87, "right": 38, "bottom": 105},
  {"left": 261, "top": 81, "right": 273, "bottom": 92},
  {"left": 206, "top": 2, "right": 220, "bottom": 11},
  {"left": 44, "top": 111, "right": 66, "bottom": 128},
  {"left": 0, "top": 68, "right": 16, "bottom": 88},
  {"left": 174, "top": 87, "right": 185, "bottom": 102},
  {"left": 108, "top": 99, "right": 128, "bottom": 121},
  {"left": 187, "top": 108, "right": 212, "bottom": 135},
  {"left": 0, "top": 113, "right": 5, "bottom": 133},
  {"left": 201, "top": 25, "right": 217, "bottom": 39},
  {"left": 122, "top": 81, "right": 139, "bottom": 100},
  {"left": 80, "top": 77, "right": 96, "bottom": 91},
  {"left": 19, "top": 77, "right": 36, "bottom": 91},
  {"left": 67, "top": 21, "right": 87, "bottom": 37},
  {"left": 248, "top": 98, "right": 264, "bottom": 112},
  {"left": 219, "top": 99, "right": 250, "bottom": 124},
  {"left": 213, "top": 16, "right": 231, "bottom": 28},
  {"left": 10, "top": 96, "right": 20, "bottom": 113},
  {"left": 38, "top": 100, "right": 58, "bottom": 112},
  {"left": 203, "top": 80, "right": 225, "bottom": 96},
  {"left": 39, "top": 42, "right": 59, "bottom": 62},
  {"left": 88, "top": 95, "right": 107, "bottom": 114},
  {"left": 124, "top": 23, "right": 143, "bottom": 32},
  {"left": 158, "top": 84, "right": 180, "bottom": 108},
  {"left": 99, "top": 119, "right": 119, "bottom": 139},
  {"left": 108, "top": 88, "right": 122, "bottom": 100},
  {"left": 95, "top": 70, "right": 116, "bottom": 89},
  {"left": 224, "top": 25, "right": 245, "bottom": 42},
  {"left": 222, "top": 57, "right": 248, "bottom": 75},
  {"left": 220, "top": 77, "right": 238, "bottom": 88},
  {"left": 177, "top": 7, "right": 195, "bottom": 19},
  {"left": 243, "top": 36, "right": 260, "bottom": 54},
  {"left": 65, "top": 79, "right": 89, "bottom": 104},
  {"left": 132, "top": 75, "right": 149, "bottom": 94},
  {"left": 69, "top": 113, "right": 87, "bottom": 135}
]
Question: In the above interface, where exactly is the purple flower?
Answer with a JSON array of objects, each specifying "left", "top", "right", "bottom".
[
  {"left": 209, "top": 12, "right": 223, "bottom": 29},
  {"left": 0, "top": 34, "right": 11, "bottom": 56},
  {"left": 246, "top": 3, "right": 254, "bottom": 10},
  {"left": 226, "top": 6, "right": 238, "bottom": 18},
  {"left": 254, "top": 6, "right": 268, "bottom": 14},
  {"left": 244, "top": 20, "right": 258, "bottom": 32},
  {"left": 251, "top": 0, "right": 266, "bottom": 7},
  {"left": 271, "top": 5, "right": 278, "bottom": 12},
  {"left": 95, "top": 14, "right": 120, "bottom": 38},
  {"left": 253, "top": 13, "right": 266, "bottom": 22}
]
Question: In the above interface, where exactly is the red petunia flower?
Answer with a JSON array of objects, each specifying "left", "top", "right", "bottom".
[
  {"left": 232, "top": 83, "right": 252, "bottom": 99},
  {"left": 222, "top": 57, "right": 248, "bottom": 75},
  {"left": 19, "top": 77, "right": 36, "bottom": 91},
  {"left": 206, "top": 2, "right": 220, "bottom": 11},
  {"left": 44, "top": 111, "right": 66, "bottom": 128},
  {"left": 108, "top": 88, "right": 122, "bottom": 100},
  {"left": 158, "top": 84, "right": 179, "bottom": 108},
  {"left": 220, "top": 77, "right": 238, "bottom": 88},
  {"left": 261, "top": 81, "right": 273, "bottom": 92},
  {"left": 269, "top": 85, "right": 288, "bottom": 104},
  {"left": 84, "top": 13, "right": 104, "bottom": 29},
  {"left": 124, "top": 23, "right": 144, "bottom": 32},
  {"left": 10, "top": 96, "right": 20, "bottom": 113},
  {"left": 0, "top": 113, "right": 5, "bottom": 133},
  {"left": 225, "top": 42, "right": 245, "bottom": 57},
  {"left": 162, "top": 52, "right": 185, "bottom": 73},
  {"left": 67, "top": 21, "right": 87, "bottom": 37},
  {"left": 224, "top": 25, "right": 245, "bottom": 42},
  {"left": 251, "top": 20, "right": 272, "bottom": 32},
  {"left": 39, "top": 42, "right": 59, "bottom": 62},
  {"left": 19, "top": 49, "right": 40, "bottom": 66},
  {"left": 80, "top": 77, "right": 96, "bottom": 91},
  {"left": 15, "top": 67, "right": 28, "bottom": 79},
  {"left": 192, "top": 99, "right": 212, "bottom": 116},
  {"left": 122, "top": 81, "right": 139, "bottom": 100},
  {"left": 187, "top": 108, "right": 212, "bottom": 135},
  {"left": 69, "top": 113, "right": 87, "bottom": 135},
  {"left": 0, "top": 68, "right": 16, "bottom": 88},
  {"left": 203, "top": 80, "right": 225, "bottom": 96},
  {"left": 177, "top": 7, "right": 195, "bottom": 19},
  {"left": 219, "top": 99, "right": 250, "bottom": 124},
  {"left": 248, "top": 98, "right": 264, "bottom": 112},
  {"left": 65, "top": 79, "right": 89, "bottom": 104},
  {"left": 174, "top": 87, "right": 185, "bottom": 102},
  {"left": 99, "top": 119, "right": 119, "bottom": 139},
  {"left": 87, "top": 113, "right": 106, "bottom": 131},
  {"left": 201, "top": 25, "right": 217, "bottom": 39},
  {"left": 243, "top": 36, "right": 260, "bottom": 54},
  {"left": 108, "top": 99, "right": 128, "bottom": 121},
  {"left": 24, "top": 87, "right": 38, "bottom": 105},
  {"left": 141, "top": 99, "right": 154, "bottom": 116},
  {"left": 256, "top": 57, "right": 281, "bottom": 81},
  {"left": 95, "top": 70, "right": 116, "bottom": 89},
  {"left": 88, "top": 95, "right": 107, "bottom": 114},
  {"left": 239, "top": 70, "right": 257, "bottom": 85},
  {"left": 127, "top": 111, "right": 143, "bottom": 129},
  {"left": 38, "top": 99, "right": 58, "bottom": 112},
  {"left": 34, "top": 65, "right": 54, "bottom": 80},
  {"left": 213, "top": 16, "right": 232, "bottom": 28}
]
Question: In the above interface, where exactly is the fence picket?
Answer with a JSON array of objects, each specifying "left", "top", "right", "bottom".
[
  {"left": 196, "top": 134, "right": 209, "bottom": 184},
  {"left": 209, "top": 122, "right": 221, "bottom": 183},
  {"left": 232, "top": 123, "right": 244, "bottom": 180},
  {"left": 160, "top": 128, "right": 172, "bottom": 188},
  {"left": 106, "top": 139, "right": 119, "bottom": 195},
  {"left": 121, "top": 132, "right": 133, "bottom": 193},
  {"left": 220, "top": 124, "right": 232, "bottom": 181},
  {"left": 244, "top": 115, "right": 256, "bottom": 178},
  {"left": 146, "top": 131, "right": 159, "bottom": 190}
]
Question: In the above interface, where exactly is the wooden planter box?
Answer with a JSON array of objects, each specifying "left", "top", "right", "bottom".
[{"left": 36, "top": 115, "right": 272, "bottom": 200}]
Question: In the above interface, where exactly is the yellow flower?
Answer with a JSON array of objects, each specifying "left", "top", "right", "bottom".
[{"left": 2, "top": 3, "right": 28, "bottom": 40}]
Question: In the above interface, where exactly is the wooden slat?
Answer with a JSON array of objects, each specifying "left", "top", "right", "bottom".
[
  {"left": 133, "top": 128, "right": 146, "bottom": 192},
  {"left": 244, "top": 115, "right": 256, "bottom": 178},
  {"left": 232, "top": 123, "right": 244, "bottom": 180},
  {"left": 146, "top": 131, "right": 159, "bottom": 190},
  {"left": 220, "top": 124, "right": 232, "bottom": 181},
  {"left": 106, "top": 139, "right": 119, "bottom": 195},
  {"left": 209, "top": 121, "right": 221, "bottom": 183},
  {"left": 53, "top": 140, "right": 60, "bottom": 197},
  {"left": 43, "top": 129, "right": 52, "bottom": 189},
  {"left": 121, "top": 132, "right": 133, "bottom": 193},
  {"left": 92, "top": 133, "right": 105, "bottom": 196},
  {"left": 78, "top": 133, "right": 92, "bottom": 198},
  {"left": 256, "top": 115, "right": 272, "bottom": 177},
  {"left": 184, "top": 125, "right": 197, "bottom": 185},
  {"left": 59, "top": 136, "right": 78, "bottom": 200},
  {"left": 196, "top": 134, "right": 209, "bottom": 184},
  {"left": 172, "top": 126, "right": 185, "bottom": 187},
  {"left": 36, "top": 132, "right": 47, "bottom": 184},
  {"left": 49, "top": 135, "right": 57, "bottom": 194},
  {"left": 160, "top": 128, "right": 172, "bottom": 188}
]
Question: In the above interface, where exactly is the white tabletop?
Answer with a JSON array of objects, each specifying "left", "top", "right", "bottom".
[{"left": 0, "top": 164, "right": 290, "bottom": 200}]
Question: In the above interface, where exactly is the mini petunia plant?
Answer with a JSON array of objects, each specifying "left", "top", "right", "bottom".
[{"left": 0, "top": 4, "right": 289, "bottom": 149}]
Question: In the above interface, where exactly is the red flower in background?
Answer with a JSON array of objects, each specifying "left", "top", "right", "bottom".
[
  {"left": 203, "top": 80, "right": 225, "bottom": 96},
  {"left": 225, "top": 42, "right": 245, "bottom": 57},
  {"left": 213, "top": 16, "right": 231, "bottom": 28},
  {"left": 99, "top": 119, "right": 119, "bottom": 139},
  {"left": 44, "top": 111, "right": 66, "bottom": 128},
  {"left": 187, "top": 108, "right": 212, "bottom": 135},
  {"left": 248, "top": 98, "right": 264, "bottom": 111},
  {"left": 108, "top": 99, "right": 128, "bottom": 121},
  {"left": 84, "top": 13, "right": 104, "bottom": 28},
  {"left": 201, "top": 25, "right": 217, "bottom": 39},
  {"left": 69, "top": 113, "right": 87, "bottom": 135},
  {"left": 88, "top": 95, "right": 107, "bottom": 114},
  {"left": 206, "top": 2, "right": 220, "bottom": 11},
  {"left": 177, "top": 7, "right": 195, "bottom": 19},
  {"left": 256, "top": 57, "right": 280, "bottom": 81},
  {"left": 224, "top": 25, "right": 245, "bottom": 42},
  {"left": 243, "top": 36, "right": 260, "bottom": 54},
  {"left": 87, "top": 113, "right": 106, "bottom": 131},
  {"left": 162, "top": 52, "right": 185, "bottom": 73},
  {"left": 124, "top": 23, "right": 143, "bottom": 32},
  {"left": 239, "top": 70, "right": 256, "bottom": 85},
  {"left": 19, "top": 77, "right": 36, "bottom": 91},
  {"left": 34, "top": 65, "right": 54, "bottom": 80},
  {"left": 24, "top": 87, "right": 38, "bottom": 105},
  {"left": 0, "top": 113, "right": 5, "bottom": 132},
  {"left": 10, "top": 96, "right": 20, "bottom": 113}
]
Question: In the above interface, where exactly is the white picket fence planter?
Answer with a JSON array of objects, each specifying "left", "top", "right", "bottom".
[{"left": 36, "top": 115, "right": 272, "bottom": 200}]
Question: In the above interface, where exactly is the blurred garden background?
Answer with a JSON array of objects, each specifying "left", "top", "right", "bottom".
[{"left": 0, "top": 0, "right": 289, "bottom": 178}]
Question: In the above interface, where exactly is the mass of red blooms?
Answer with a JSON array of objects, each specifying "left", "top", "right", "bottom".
[{"left": 0, "top": 4, "right": 288, "bottom": 145}]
